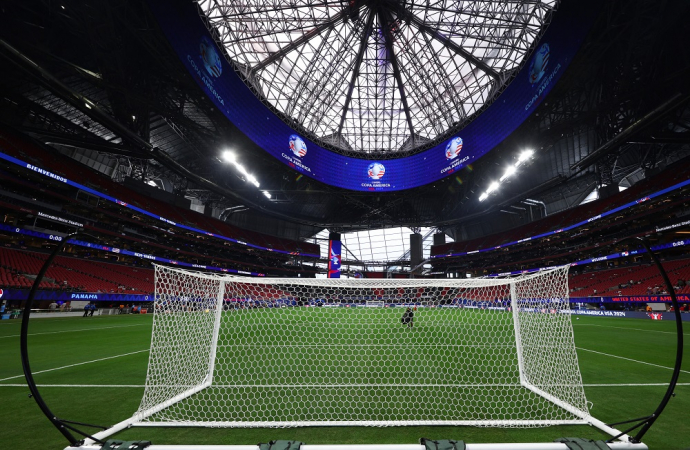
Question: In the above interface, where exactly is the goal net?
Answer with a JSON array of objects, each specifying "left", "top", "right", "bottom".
[{"left": 133, "top": 264, "right": 591, "bottom": 429}]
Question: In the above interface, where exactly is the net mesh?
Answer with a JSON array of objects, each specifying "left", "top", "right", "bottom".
[{"left": 136, "top": 265, "right": 588, "bottom": 427}]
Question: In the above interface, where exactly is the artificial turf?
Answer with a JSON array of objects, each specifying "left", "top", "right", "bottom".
[{"left": 0, "top": 312, "right": 688, "bottom": 449}]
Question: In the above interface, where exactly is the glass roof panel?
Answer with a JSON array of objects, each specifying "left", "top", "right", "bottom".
[{"left": 197, "top": 0, "right": 557, "bottom": 155}]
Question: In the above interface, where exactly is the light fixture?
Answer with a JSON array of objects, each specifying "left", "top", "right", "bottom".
[
  {"left": 262, "top": 191, "right": 272, "bottom": 199},
  {"left": 221, "top": 150, "right": 264, "bottom": 190},
  {"left": 235, "top": 164, "right": 248, "bottom": 176},
  {"left": 478, "top": 149, "right": 536, "bottom": 201},
  {"left": 500, "top": 165, "right": 517, "bottom": 182},
  {"left": 517, "top": 149, "right": 534, "bottom": 163},
  {"left": 222, "top": 151, "right": 236, "bottom": 163}
]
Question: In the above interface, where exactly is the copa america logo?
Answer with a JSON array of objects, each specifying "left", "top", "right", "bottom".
[
  {"left": 199, "top": 36, "right": 222, "bottom": 78},
  {"left": 367, "top": 162, "right": 386, "bottom": 180},
  {"left": 288, "top": 135, "right": 307, "bottom": 158},
  {"left": 330, "top": 248, "right": 341, "bottom": 269},
  {"left": 528, "top": 43, "right": 550, "bottom": 86},
  {"left": 445, "top": 137, "right": 463, "bottom": 159}
]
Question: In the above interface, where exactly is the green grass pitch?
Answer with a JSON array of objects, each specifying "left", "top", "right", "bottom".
[{"left": 0, "top": 311, "right": 688, "bottom": 449}]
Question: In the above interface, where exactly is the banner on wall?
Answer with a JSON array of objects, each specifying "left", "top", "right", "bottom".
[
  {"left": 571, "top": 295, "right": 690, "bottom": 303},
  {"left": 0, "top": 289, "right": 150, "bottom": 302},
  {"left": 328, "top": 240, "right": 341, "bottom": 279}
]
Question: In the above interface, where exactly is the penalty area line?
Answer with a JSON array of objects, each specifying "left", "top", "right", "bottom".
[
  {"left": 0, "top": 382, "right": 689, "bottom": 388},
  {"left": 576, "top": 347, "right": 690, "bottom": 374},
  {"left": 0, "top": 323, "right": 147, "bottom": 339},
  {"left": 0, "top": 349, "right": 150, "bottom": 382},
  {"left": 574, "top": 323, "right": 690, "bottom": 336}
]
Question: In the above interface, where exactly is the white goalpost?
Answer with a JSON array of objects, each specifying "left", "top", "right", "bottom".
[{"left": 79, "top": 264, "right": 645, "bottom": 449}]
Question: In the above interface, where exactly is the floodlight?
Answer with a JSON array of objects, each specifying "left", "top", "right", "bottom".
[
  {"left": 479, "top": 193, "right": 489, "bottom": 202},
  {"left": 235, "top": 164, "right": 248, "bottom": 175},
  {"left": 500, "top": 165, "right": 517, "bottom": 181},
  {"left": 262, "top": 191, "right": 272, "bottom": 199},
  {"left": 518, "top": 149, "right": 534, "bottom": 163},
  {"left": 487, "top": 181, "right": 500, "bottom": 193},
  {"left": 221, "top": 151, "right": 236, "bottom": 163}
]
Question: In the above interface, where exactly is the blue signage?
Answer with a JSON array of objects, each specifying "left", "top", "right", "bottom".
[
  {"left": 328, "top": 240, "right": 342, "bottom": 279},
  {"left": 0, "top": 149, "right": 318, "bottom": 259},
  {"left": 147, "top": 0, "right": 598, "bottom": 192},
  {"left": 0, "top": 289, "right": 151, "bottom": 302},
  {"left": 571, "top": 295, "right": 690, "bottom": 303}
]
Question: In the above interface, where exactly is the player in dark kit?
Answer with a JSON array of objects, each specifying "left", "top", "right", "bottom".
[{"left": 401, "top": 307, "right": 414, "bottom": 328}]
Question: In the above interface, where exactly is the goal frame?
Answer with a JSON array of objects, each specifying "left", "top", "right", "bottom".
[{"left": 79, "top": 265, "right": 639, "bottom": 447}]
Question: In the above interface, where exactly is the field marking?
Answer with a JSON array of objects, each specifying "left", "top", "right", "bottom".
[
  {"left": 0, "top": 384, "right": 146, "bottom": 387},
  {"left": 583, "top": 383, "right": 690, "bottom": 387},
  {"left": 576, "top": 347, "right": 690, "bottom": 374},
  {"left": 574, "top": 323, "right": 690, "bottom": 336},
  {"left": 1, "top": 382, "right": 689, "bottom": 388},
  {"left": 217, "top": 344, "right": 515, "bottom": 348},
  {"left": 0, "top": 349, "right": 149, "bottom": 382},
  {"left": 0, "top": 323, "right": 147, "bottom": 339}
]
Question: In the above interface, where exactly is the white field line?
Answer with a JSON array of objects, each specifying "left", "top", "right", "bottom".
[
  {"left": 583, "top": 383, "right": 690, "bottom": 387},
  {"left": 0, "top": 383, "right": 689, "bottom": 388},
  {"left": 0, "top": 349, "right": 149, "bottom": 382},
  {"left": 0, "top": 323, "right": 147, "bottom": 339},
  {"left": 217, "top": 344, "right": 515, "bottom": 348},
  {"left": 574, "top": 323, "right": 690, "bottom": 336},
  {"left": 576, "top": 347, "right": 690, "bottom": 374}
]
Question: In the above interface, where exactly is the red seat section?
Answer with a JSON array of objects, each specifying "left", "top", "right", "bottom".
[
  {"left": 0, "top": 247, "right": 154, "bottom": 294},
  {"left": 569, "top": 259, "right": 690, "bottom": 297}
]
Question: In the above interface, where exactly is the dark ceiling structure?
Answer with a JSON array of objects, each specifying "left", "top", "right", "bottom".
[{"left": 1, "top": 0, "right": 689, "bottom": 244}]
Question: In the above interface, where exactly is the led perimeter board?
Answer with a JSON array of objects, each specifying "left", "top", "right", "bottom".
[{"left": 149, "top": 0, "right": 597, "bottom": 192}]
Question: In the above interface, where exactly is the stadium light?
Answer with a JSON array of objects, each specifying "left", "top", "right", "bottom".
[
  {"left": 235, "top": 164, "right": 248, "bottom": 176},
  {"left": 221, "top": 151, "right": 265, "bottom": 190},
  {"left": 262, "top": 191, "right": 272, "bottom": 199},
  {"left": 499, "top": 165, "right": 517, "bottom": 181},
  {"left": 517, "top": 149, "right": 534, "bottom": 163},
  {"left": 247, "top": 175, "right": 259, "bottom": 187},
  {"left": 221, "top": 151, "right": 236, "bottom": 163},
  {"left": 478, "top": 149, "right": 536, "bottom": 201}
]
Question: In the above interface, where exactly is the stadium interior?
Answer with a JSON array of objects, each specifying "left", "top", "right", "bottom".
[{"left": 1, "top": 0, "right": 689, "bottom": 449}]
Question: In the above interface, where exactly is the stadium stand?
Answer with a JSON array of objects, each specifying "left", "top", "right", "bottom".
[
  {"left": 0, "top": 247, "right": 153, "bottom": 294},
  {"left": 0, "top": 126, "right": 319, "bottom": 257}
]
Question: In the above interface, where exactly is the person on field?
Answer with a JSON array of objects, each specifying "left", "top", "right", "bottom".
[{"left": 401, "top": 307, "right": 414, "bottom": 328}]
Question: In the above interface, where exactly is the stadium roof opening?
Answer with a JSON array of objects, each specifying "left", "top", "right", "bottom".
[{"left": 197, "top": 0, "right": 557, "bottom": 155}]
